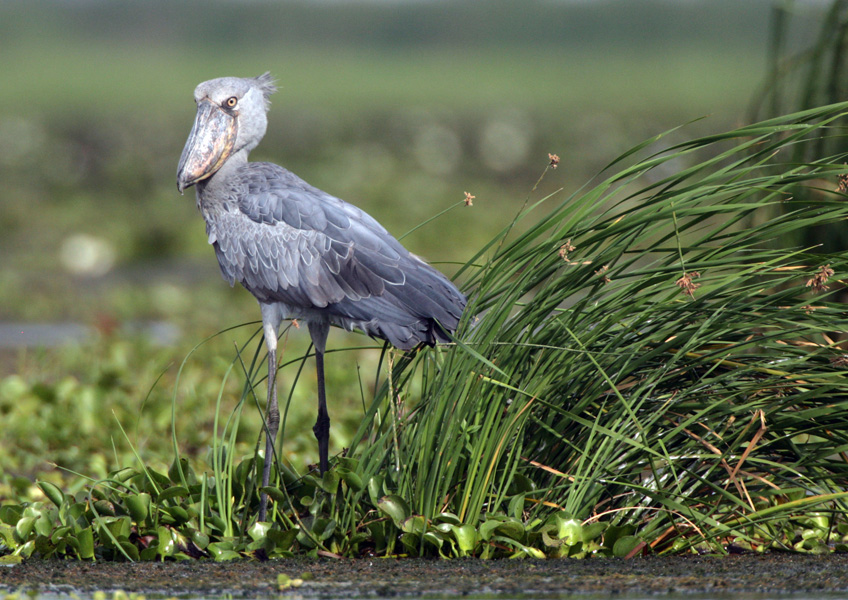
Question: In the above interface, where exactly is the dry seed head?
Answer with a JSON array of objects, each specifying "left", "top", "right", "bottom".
[
  {"left": 558, "top": 239, "right": 577, "bottom": 262},
  {"left": 548, "top": 153, "right": 560, "bottom": 168},
  {"left": 463, "top": 191, "right": 475, "bottom": 207},
  {"left": 831, "top": 355, "right": 848, "bottom": 368},
  {"left": 838, "top": 170, "right": 848, "bottom": 193},
  {"left": 806, "top": 265, "right": 834, "bottom": 292},
  {"left": 676, "top": 271, "right": 701, "bottom": 298}
]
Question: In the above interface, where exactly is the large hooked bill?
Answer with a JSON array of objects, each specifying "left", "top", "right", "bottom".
[{"left": 176, "top": 99, "right": 237, "bottom": 193}]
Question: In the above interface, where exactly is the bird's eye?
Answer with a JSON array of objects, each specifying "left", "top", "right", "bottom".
[{"left": 225, "top": 96, "right": 238, "bottom": 108}]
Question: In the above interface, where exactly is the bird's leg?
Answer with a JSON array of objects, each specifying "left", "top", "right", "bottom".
[
  {"left": 258, "top": 325, "right": 280, "bottom": 522},
  {"left": 308, "top": 321, "right": 331, "bottom": 474},
  {"left": 313, "top": 348, "right": 330, "bottom": 474}
]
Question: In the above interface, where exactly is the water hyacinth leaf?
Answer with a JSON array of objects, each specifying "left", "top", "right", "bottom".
[
  {"left": 401, "top": 515, "right": 427, "bottom": 535},
  {"left": 107, "top": 517, "right": 131, "bottom": 541},
  {"left": 208, "top": 514, "right": 228, "bottom": 533},
  {"left": 248, "top": 521, "right": 272, "bottom": 541},
  {"left": 38, "top": 481, "right": 66, "bottom": 508},
  {"left": 0, "top": 524, "right": 17, "bottom": 549},
  {"left": 14, "top": 516, "right": 35, "bottom": 543},
  {"left": 336, "top": 456, "right": 360, "bottom": 471},
  {"left": 367, "top": 475, "right": 385, "bottom": 506},
  {"left": 556, "top": 515, "right": 584, "bottom": 546},
  {"left": 435, "top": 512, "right": 461, "bottom": 525},
  {"left": 336, "top": 467, "right": 364, "bottom": 491},
  {"left": 479, "top": 519, "right": 501, "bottom": 542},
  {"left": 77, "top": 527, "right": 95, "bottom": 559},
  {"left": 246, "top": 535, "right": 275, "bottom": 554},
  {"left": 139, "top": 546, "right": 158, "bottom": 561},
  {"left": 260, "top": 485, "right": 288, "bottom": 504},
  {"left": 34, "top": 514, "right": 53, "bottom": 538},
  {"left": 234, "top": 458, "right": 254, "bottom": 486},
  {"left": 450, "top": 524, "right": 477, "bottom": 555},
  {"left": 157, "top": 526, "right": 176, "bottom": 558},
  {"left": 191, "top": 530, "right": 210, "bottom": 550},
  {"left": 266, "top": 528, "right": 298, "bottom": 551},
  {"left": 125, "top": 493, "right": 151, "bottom": 523},
  {"left": 0, "top": 505, "right": 23, "bottom": 525},
  {"left": 110, "top": 467, "right": 138, "bottom": 483},
  {"left": 168, "top": 457, "right": 196, "bottom": 485},
  {"left": 424, "top": 529, "right": 447, "bottom": 548},
  {"left": 582, "top": 521, "right": 607, "bottom": 542},
  {"left": 312, "top": 517, "right": 337, "bottom": 541},
  {"left": 612, "top": 535, "right": 642, "bottom": 558},
  {"left": 118, "top": 540, "right": 140, "bottom": 562},
  {"left": 50, "top": 525, "right": 72, "bottom": 545},
  {"left": 157, "top": 485, "right": 190, "bottom": 503},
  {"left": 496, "top": 535, "right": 546, "bottom": 559},
  {"left": 434, "top": 522, "right": 453, "bottom": 534},
  {"left": 400, "top": 532, "right": 420, "bottom": 553},
  {"left": 92, "top": 500, "right": 116, "bottom": 517},
  {"left": 604, "top": 524, "right": 636, "bottom": 550},
  {"left": 17, "top": 540, "right": 35, "bottom": 558},
  {"left": 296, "top": 528, "right": 317, "bottom": 549},
  {"left": 68, "top": 502, "right": 86, "bottom": 522},
  {"left": 508, "top": 494, "right": 526, "bottom": 520},
  {"left": 163, "top": 505, "right": 190, "bottom": 526},
  {"left": 320, "top": 469, "right": 341, "bottom": 493},
  {"left": 146, "top": 469, "right": 171, "bottom": 491},
  {"left": 207, "top": 541, "right": 241, "bottom": 562},
  {"left": 377, "top": 495, "right": 411, "bottom": 527},
  {"left": 508, "top": 474, "right": 536, "bottom": 494},
  {"left": 495, "top": 520, "right": 525, "bottom": 541},
  {"left": 34, "top": 534, "right": 53, "bottom": 558}
]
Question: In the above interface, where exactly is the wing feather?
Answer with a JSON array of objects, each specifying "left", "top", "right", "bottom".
[{"left": 202, "top": 161, "right": 466, "bottom": 346}]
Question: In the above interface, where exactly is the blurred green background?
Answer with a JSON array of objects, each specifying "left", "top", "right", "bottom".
[{"left": 0, "top": 0, "right": 829, "bottom": 485}]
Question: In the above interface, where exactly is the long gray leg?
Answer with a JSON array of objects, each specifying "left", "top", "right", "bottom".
[
  {"left": 258, "top": 306, "right": 281, "bottom": 522},
  {"left": 308, "top": 321, "right": 331, "bottom": 474}
]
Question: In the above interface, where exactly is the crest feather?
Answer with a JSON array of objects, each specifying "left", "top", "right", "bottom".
[{"left": 253, "top": 72, "right": 278, "bottom": 108}]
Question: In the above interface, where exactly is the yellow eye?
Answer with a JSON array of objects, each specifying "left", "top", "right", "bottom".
[{"left": 225, "top": 96, "right": 238, "bottom": 108}]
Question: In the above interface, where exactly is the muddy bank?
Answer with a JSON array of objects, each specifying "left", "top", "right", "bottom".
[{"left": 3, "top": 554, "right": 848, "bottom": 598}]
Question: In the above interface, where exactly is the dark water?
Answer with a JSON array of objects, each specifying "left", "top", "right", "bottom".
[{"left": 3, "top": 555, "right": 848, "bottom": 599}]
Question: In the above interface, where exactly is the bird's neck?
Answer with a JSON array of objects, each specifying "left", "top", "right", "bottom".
[{"left": 199, "top": 148, "right": 250, "bottom": 198}]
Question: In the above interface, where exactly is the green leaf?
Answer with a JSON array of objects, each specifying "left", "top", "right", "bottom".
[
  {"left": 156, "top": 526, "right": 176, "bottom": 559},
  {"left": 336, "top": 467, "right": 364, "bottom": 491},
  {"left": 125, "top": 493, "right": 151, "bottom": 523},
  {"left": 367, "top": 475, "right": 385, "bottom": 506},
  {"left": 260, "top": 485, "right": 287, "bottom": 504},
  {"left": 157, "top": 485, "right": 190, "bottom": 503},
  {"left": 15, "top": 516, "right": 35, "bottom": 543},
  {"left": 76, "top": 527, "right": 95, "bottom": 560},
  {"left": 248, "top": 521, "right": 272, "bottom": 541},
  {"left": 377, "top": 495, "right": 410, "bottom": 527},
  {"left": 450, "top": 524, "right": 477, "bottom": 555},
  {"left": 38, "top": 481, "right": 66, "bottom": 508},
  {"left": 266, "top": 528, "right": 298, "bottom": 552},
  {"left": 401, "top": 515, "right": 427, "bottom": 535},
  {"left": 612, "top": 535, "right": 642, "bottom": 558},
  {"left": 556, "top": 515, "right": 583, "bottom": 546}
]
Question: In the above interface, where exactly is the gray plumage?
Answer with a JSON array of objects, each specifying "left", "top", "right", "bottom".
[
  {"left": 176, "top": 72, "right": 465, "bottom": 521},
  {"left": 205, "top": 163, "right": 463, "bottom": 349}
]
